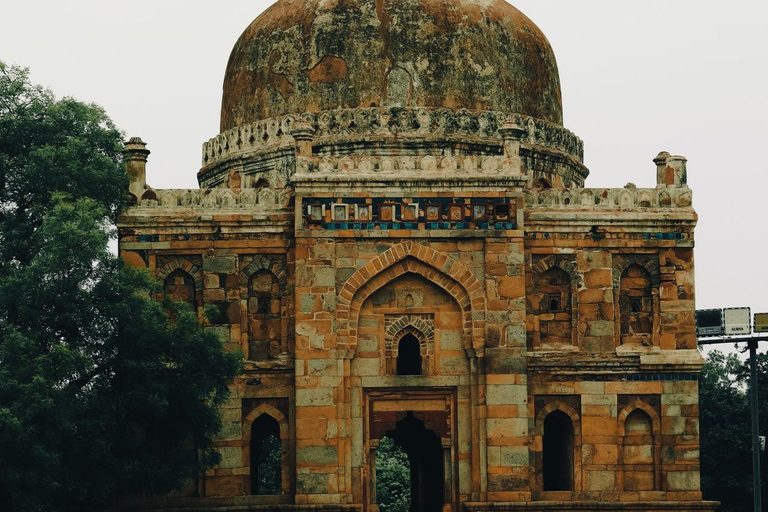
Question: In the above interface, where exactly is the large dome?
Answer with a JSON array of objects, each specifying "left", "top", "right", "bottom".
[{"left": 220, "top": 0, "right": 563, "bottom": 132}]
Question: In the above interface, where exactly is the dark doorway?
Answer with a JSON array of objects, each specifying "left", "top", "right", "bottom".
[
  {"left": 543, "top": 410, "right": 573, "bottom": 491},
  {"left": 387, "top": 412, "right": 444, "bottom": 512},
  {"left": 397, "top": 334, "right": 422, "bottom": 375},
  {"left": 250, "top": 414, "right": 281, "bottom": 495}
]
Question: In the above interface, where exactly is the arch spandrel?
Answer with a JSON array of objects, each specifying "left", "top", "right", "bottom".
[{"left": 336, "top": 241, "right": 486, "bottom": 354}]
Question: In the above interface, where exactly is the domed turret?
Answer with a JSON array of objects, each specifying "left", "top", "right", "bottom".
[{"left": 220, "top": 0, "right": 563, "bottom": 131}]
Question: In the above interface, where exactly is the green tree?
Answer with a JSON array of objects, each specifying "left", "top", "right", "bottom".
[
  {"left": 376, "top": 436, "right": 411, "bottom": 512},
  {"left": 257, "top": 434, "right": 282, "bottom": 494},
  {"left": 0, "top": 62, "right": 242, "bottom": 511},
  {"left": 699, "top": 349, "right": 766, "bottom": 512}
]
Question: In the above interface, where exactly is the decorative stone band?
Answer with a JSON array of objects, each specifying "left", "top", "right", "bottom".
[
  {"left": 125, "top": 185, "right": 691, "bottom": 213},
  {"left": 128, "top": 187, "right": 292, "bottom": 210},
  {"left": 200, "top": 107, "right": 584, "bottom": 168},
  {"left": 294, "top": 154, "right": 524, "bottom": 177},
  {"left": 525, "top": 186, "right": 693, "bottom": 209}
]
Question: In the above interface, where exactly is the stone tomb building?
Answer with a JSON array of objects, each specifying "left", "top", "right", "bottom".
[{"left": 118, "top": 0, "right": 717, "bottom": 511}]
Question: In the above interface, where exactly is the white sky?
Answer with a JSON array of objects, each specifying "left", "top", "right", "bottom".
[{"left": 2, "top": 0, "right": 768, "bottom": 339}]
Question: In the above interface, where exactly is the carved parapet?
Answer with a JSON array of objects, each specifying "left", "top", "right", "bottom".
[
  {"left": 524, "top": 186, "right": 693, "bottom": 210},
  {"left": 200, "top": 107, "right": 584, "bottom": 169},
  {"left": 127, "top": 187, "right": 293, "bottom": 211},
  {"left": 293, "top": 153, "right": 524, "bottom": 178}
]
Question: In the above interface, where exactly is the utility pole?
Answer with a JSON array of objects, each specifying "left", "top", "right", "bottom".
[{"left": 750, "top": 338, "right": 763, "bottom": 512}]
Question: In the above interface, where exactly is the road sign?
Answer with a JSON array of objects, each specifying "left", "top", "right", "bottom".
[
  {"left": 755, "top": 313, "right": 768, "bottom": 333},
  {"left": 724, "top": 307, "right": 751, "bottom": 335},
  {"left": 696, "top": 309, "right": 723, "bottom": 337}
]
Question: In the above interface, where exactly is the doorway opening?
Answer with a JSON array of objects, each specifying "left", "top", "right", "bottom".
[
  {"left": 543, "top": 410, "right": 573, "bottom": 491},
  {"left": 250, "top": 414, "right": 281, "bottom": 495},
  {"left": 378, "top": 412, "right": 444, "bottom": 512}
]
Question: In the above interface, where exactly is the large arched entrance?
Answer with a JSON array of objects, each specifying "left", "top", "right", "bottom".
[{"left": 386, "top": 413, "right": 444, "bottom": 512}]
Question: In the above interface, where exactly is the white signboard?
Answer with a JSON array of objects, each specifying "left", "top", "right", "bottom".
[{"left": 724, "top": 307, "right": 751, "bottom": 335}]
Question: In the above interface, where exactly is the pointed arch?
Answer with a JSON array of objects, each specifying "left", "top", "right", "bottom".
[
  {"left": 242, "top": 405, "right": 289, "bottom": 496},
  {"left": 617, "top": 400, "right": 660, "bottom": 437},
  {"left": 534, "top": 400, "right": 582, "bottom": 494},
  {"left": 241, "top": 255, "right": 287, "bottom": 292},
  {"left": 337, "top": 241, "right": 485, "bottom": 352},
  {"left": 531, "top": 255, "right": 579, "bottom": 285},
  {"left": 612, "top": 254, "right": 660, "bottom": 288},
  {"left": 156, "top": 258, "right": 203, "bottom": 294},
  {"left": 242, "top": 404, "right": 289, "bottom": 441}
]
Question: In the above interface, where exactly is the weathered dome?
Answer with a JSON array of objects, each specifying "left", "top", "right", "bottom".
[{"left": 220, "top": 0, "right": 563, "bottom": 132}]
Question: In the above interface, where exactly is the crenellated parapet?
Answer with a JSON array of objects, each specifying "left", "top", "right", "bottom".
[
  {"left": 199, "top": 107, "right": 586, "bottom": 187},
  {"left": 128, "top": 187, "right": 293, "bottom": 211},
  {"left": 292, "top": 153, "right": 527, "bottom": 181},
  {"left": 524, "top": 185, "right": 693, "bottom": 210}
]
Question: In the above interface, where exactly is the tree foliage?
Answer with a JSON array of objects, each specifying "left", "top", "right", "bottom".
[
  {"left": 256, "top": 434, "right": 282, "bottom": 494},
  {"left": 699, "top": 349, "right": 767, "bottom": 512},
  {"left": 376, "top": 436, "right": 411, "bottom": 512},
  {"left": 0, "top": 62, "right": 242, "bottom": 511}
]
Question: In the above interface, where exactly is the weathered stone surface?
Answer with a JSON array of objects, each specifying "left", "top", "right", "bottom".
[
  {"left": 296, "top": 446, "right": 338, "bottom": 465},
  {"left": 221, "top": 0, "right": 563, "bottom": 132},
  {"left": 117, "top": 0, "right": 710, "bottom": 508},
  {"left": 203, "top": 255, "right": 237, "bottom": 273}
]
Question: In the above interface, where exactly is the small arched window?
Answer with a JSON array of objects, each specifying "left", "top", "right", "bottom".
[
  {"left": 537, "top": 268, "right": 570, "bottom": 313},
  {"left": 163, "top": 269, "right": 196, "bottom": 312},
  {"left": 543, "top": 410, "right": 573, "bottom": 491},
  {"left": 250, "top": 414, "right": 282, "bottom": 495},
  {"left": 396, "top": 334, "right": 421, "bottom": 376},
  {"left": 619, "top": 264, "right": 653, "bottom": 338}
]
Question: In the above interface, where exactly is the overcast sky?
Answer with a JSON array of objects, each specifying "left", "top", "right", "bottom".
[{"left": 2, "top": 0, "right": 768, "bottom": 339}]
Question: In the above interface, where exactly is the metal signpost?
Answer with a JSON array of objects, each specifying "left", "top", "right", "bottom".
[{"left": 696, "top": 307, "right": 762, "bottom": 512}]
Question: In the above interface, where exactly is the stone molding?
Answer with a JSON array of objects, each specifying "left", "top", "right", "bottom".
[
  {"left": 201, "top": 107, "right": 584, "bottom": 168},
  {"left": 524, "top": 187, "right": 692, "bottom": 210}
]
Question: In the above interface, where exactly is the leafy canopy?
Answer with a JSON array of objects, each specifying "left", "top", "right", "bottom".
[
  {"left": 0, "top": 62, "right": 242, "bottom": 511},
  {"left": 376, "top": 436, "right": 411, "bottom": 512},
  {"left": 699, "top": 349, "right": 767, "bottom": 512}
]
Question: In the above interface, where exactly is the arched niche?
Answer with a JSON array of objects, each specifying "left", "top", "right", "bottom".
[
  {"left": 163, "top": 268, "right": 197, "bottom": 319},
  {"left": 618, "top": 401, "right": 661, "bottom": 491},
  {"left": 247, "top": 270, "right": 281, "bottom": 360},
  {"left": 354, "top": 274, "right": 466, "bottom": 378},
  {"left": 528, "top": 256, "right": 578, "bottom": 349},
  {"left": 619, "top": 264, "right": 653, "bottom": 344}
]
